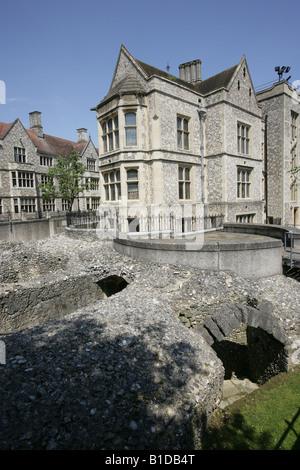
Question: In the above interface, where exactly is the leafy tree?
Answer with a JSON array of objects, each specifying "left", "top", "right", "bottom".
[{"left": 39, "top": 151, "right": 88, "bottom": 212}]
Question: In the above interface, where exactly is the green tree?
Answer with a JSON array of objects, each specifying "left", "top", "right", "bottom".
[{"left": 39, "top": 151, "right": 88, "bottom": 212}]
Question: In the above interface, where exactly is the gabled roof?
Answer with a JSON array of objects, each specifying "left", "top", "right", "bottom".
[
  {"left": 195, "top": 64, "right": 239, "bottom": 95},
  {"left": 26, "top": 130, "right": 88, "bottom": 156},
  {"left": 136, "top": 60, "right": 195, "bottom": 90},
  {"left": 0, "top": 119, "right": 88, "bottom": 156},
  {"left": 0, "top": 121, "right": 14, "bottom": 139}
]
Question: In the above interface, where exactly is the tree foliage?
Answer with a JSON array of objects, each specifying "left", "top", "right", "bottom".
[{"left": 39, "top": 151, "right": 88, "bottom": 211}]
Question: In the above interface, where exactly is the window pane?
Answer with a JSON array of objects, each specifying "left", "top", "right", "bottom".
[
  {"left": 126, "top": 128, "right": 137, "bottom": 146},
  {"left": 185, "top": 182, "right": 190, "bottom": 199},
  {"left": 183, "top": 119, "right": 189, "bottom": 132},
  {"left": 127, "top": 169, "right": 138, "bottom": 180},
  {"left": 115, "top": 130, "right": 119, "bottom": 149},
  {"left": 184, "top": 132, "right": 189, "bottom": 149},
  {"left": 177, "top": 131, "right": 182, "bottom": 148},
  {"left": 110, "top": 172, "right": 115, "bottom": 182},
  {"left": 125, "top": 113, "right": 136, "bottom": 126},
  {"left": 185, "top": 168, "right": 190, "bottom": 180},
  {"left": 177, "top": 117, "right": 182, "bottom": 130},
  {"left": 128, "top": 182, "right": 138, "bottom": 199},
  {"left": 179, "top": 182, "right": 184, "bottom": 199},
  {"left": 178, "top": 167, "right": 183, "bottom": 180},
  {"left": 108, "top": 119, "right": 113, "bottom": 132}
]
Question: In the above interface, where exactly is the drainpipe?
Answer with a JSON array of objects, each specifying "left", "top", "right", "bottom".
[
  {"left": 264, "top": 115, "right": 268, "bottom": 223},
  {"left": 198, "top": 99, "right": 207, "bottom": 228}
]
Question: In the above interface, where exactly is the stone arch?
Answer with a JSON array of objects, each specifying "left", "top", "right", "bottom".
[
  {"left": 96, "top": 275, "right": 129, "bottom": 298},
  {"left": 198, "top": 302, "right": 290, "bottom": 385}
]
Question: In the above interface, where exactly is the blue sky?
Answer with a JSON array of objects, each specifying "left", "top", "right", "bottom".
[{"left": 1, "top": 0, "right": 299, "bottom": 145}]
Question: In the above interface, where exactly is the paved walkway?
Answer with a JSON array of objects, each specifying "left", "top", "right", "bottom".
[{"left": 220, "top": 377, "right": 259, "bottom": 409}]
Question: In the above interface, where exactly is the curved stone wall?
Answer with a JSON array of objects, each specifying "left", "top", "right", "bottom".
[{"left": 114, "top": 233, "right": 283, "bottom": 279}]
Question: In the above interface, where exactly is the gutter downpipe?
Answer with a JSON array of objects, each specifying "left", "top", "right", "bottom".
[
  {"left": 198, "top": 99, "right": 207, "bottom": 229},
  {"left": 264, "top": 114, "right": 268, "bottom": 223}
]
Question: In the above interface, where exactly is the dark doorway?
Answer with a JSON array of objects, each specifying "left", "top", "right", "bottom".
[{"left": 97, "top": 275, "right": 129, "bottom": 297}]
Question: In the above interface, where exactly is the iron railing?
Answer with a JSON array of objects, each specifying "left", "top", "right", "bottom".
[{"left": 66, "top": 210, "right": 224, "bottom": 233}]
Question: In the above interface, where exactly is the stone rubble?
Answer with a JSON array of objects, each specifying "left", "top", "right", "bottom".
[{"left": 0, "top": 234, "right": 299, "bottom": 450}]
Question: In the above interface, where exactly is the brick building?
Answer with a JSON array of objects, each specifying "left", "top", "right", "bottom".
[
  {"left": 0, "top": 111, "right": 99, "bottom": 220},
  {"left": 92, "top": 45, "right": 264, "bottom": 234}
]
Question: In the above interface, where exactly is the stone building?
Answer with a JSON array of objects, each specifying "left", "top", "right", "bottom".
[
  {"left": 257, "top": 81, "right": 300, "bottom": 227},
  {"left": 91, "top": 45, "right": 264, "bottom": 234},
  {"left": 0, "top": 111, "right": 99, "bottom": 220}
]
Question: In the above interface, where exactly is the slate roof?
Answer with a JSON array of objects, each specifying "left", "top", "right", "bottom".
[
  {"left": 194, "top": 64, "right": 238, "bottom": 95},
  {"left": 136, "top": 60, "right": 196, "bottom": 90},
  {"left": 0, "top": 120, "right": 88, "bottom": 156}
]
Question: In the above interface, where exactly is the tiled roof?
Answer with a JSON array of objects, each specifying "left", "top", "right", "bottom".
[
  {"left": 0, "top": 121, "right": 13, "bottom": 139},
  {"left": 27, "top": 130, "right": 87, "bottom": 156},
  {"left": 0, "top": 120, "right": 87, "bottom": 156},
  {"left": 195, "top": 64, "right": 238, "bottom": 95}
]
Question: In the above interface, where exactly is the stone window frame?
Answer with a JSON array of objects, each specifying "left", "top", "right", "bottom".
[
  {"left": 43, "top": 199, "right": 56, "bottom": 212},
  {"left": 124, "top": 111, "right": 137, "bottom": 147},
  {"left": 101, "top": 114, "right": 119, "bottom": 153},
  {"left": 86, "top": 177, "right": 99, "bottom": 191},
  {"left": 178, "top": 165, "right": 191, "bottom": 200},
  {"left": 14, "top": 146, "right": 26, "bottom": 163},
  {"left": 237, "top": 166, "right": 252, "bottom": 199},
  {"left": 14, "top": 198, "right": 36, "bottom": 214},
  {"left": 12, "top": 171, "right": 35, "bottom": 188},
  {"left": 126, "top": 167, "right": 139, "bottom": 200},
  {"left": 177, "top": 115, "right": 190, "bottom": 151},
  {"left": 103, "top": 169, "right": 121, "bottom": 201},
  {"left": 236, "top": 213, "right": 255, "bottom": 223},
  {"left": 237, "top": 122, "right": 251, "bottom": 155},
  {"left": 40, "top": 156, "right": 53, "bottom": 167},
  {"left": 62, "top": 199, "right": 70, "bottom": 211},
  {"left": 87, "top": 158, "right": 96, "bottom": 172}
]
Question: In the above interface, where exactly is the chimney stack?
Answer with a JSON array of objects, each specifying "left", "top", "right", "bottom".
[
  {"left": 77, "top": 128, "right": 88, "bottom": 143},
  {"left": 29, "top": 111, "right": 43, "bottom": 138},
  {"left": 179, "top": 60, "right": 202, "bottom": 85}
]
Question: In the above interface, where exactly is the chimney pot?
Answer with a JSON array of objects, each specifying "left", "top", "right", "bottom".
[
  {"left": 29, "top": 111, "right": 43, "bottom": 138},
  {"left": 77, "top": 128, "right": 87, "bottom": 143}
]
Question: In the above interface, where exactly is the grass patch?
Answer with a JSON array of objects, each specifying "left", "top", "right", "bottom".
[{"left": 202, "top": 366, "right": 300, "bottom": 450}]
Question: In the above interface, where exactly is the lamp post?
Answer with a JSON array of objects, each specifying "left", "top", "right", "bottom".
[{"left": 198, "top": 99, "right": 207, "bottom": 229}]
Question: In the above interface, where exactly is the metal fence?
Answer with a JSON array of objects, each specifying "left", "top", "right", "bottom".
[{"left": 66, "top": 209, "right": 224, "bottom": 233}]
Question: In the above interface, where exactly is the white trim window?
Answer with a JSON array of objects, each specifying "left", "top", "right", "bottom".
[
  {"left": 102, "top": 115, "right": 119, "bottom": 153},
  {"left": 237, "top": 167, "right": 252, "bottom": 198},
  {"left": 14, "top": 147, "right": 26, "bottom": 163},
  {"left": 237, "top": 123, "right": 250, "bottom": 154},
  {"left": 178, "top": 166, "right": 191, "bottom": 199},
  {"left": 177, "top": 116, "right": 189, "bottom": 150},
  {"left": 103, "top": 170, "right": 121, "bottom": 201},
  {"left": 125, "top": 112, "right": 137, "bottom": 146},
  {"left": 127, "top": 169, "right": 139, "bottom": 200}
]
